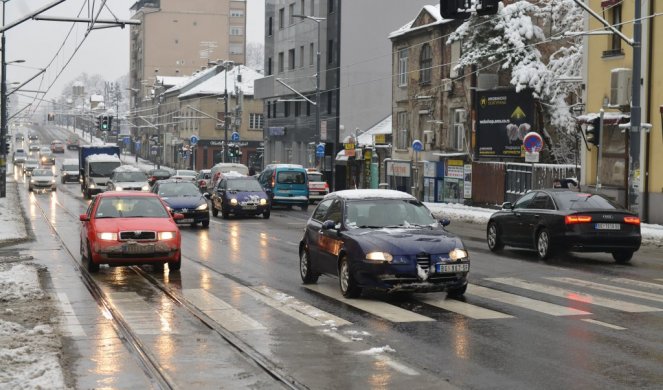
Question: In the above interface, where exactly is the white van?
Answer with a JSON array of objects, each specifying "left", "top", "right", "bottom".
[
  {"left": 209, "top": 163, "right": 249, "bottom": 188},
  {"left": 60, "top": 158, "right": 80, "bottom": 183}
]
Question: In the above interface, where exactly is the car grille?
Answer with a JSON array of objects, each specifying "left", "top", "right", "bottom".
[
  {"left": 416, "top": 253, "right": 431, "bottom": 271},
  {"left": 119, "top": 231, "right": 156, "bottom": 241}
]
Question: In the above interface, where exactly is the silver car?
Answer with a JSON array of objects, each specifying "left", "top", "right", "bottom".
[{"left": 29, "top": 168, "right": 57, "bottom": 192}]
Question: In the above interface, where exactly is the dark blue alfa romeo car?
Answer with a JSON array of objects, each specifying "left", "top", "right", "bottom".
[
  {"left": 152, "top": 179, "right": 210, "bottom": 228},
  {"left": 211, "top": 176, "right": 271, "bottom": 219},
  {"left": 299, "top": 189, "right": 469, "bottom": 298}
]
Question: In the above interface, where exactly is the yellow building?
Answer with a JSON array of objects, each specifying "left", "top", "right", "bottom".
[{"left": 583, "top": 0, "right": 662, "bottom": 223}]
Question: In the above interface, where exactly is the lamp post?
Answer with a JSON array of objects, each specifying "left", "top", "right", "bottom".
[{"left": 222, "top": 60, "right": 234, "bottom": 163}]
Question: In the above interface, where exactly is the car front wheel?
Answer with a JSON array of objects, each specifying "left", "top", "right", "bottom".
[
  {"left": 447, "top": 283, "right": 468, "bottom": 298},
  {"left": 339, "top": 256, "right": 361, "bottom": 298},
  {"left": 86, "top": 242, "right": 99, "bottom": 273},
  {"left": 612, "top": 250, "right": 633, "bottom": 264},
  {"left": 487, "top": 222, "right": 504, "bottom": 252},
  {"left": 168, "top": 254, "right": 182, "bottom": 271},
  {"left": 299, "top": 248, "right": 319, "bottom": 284},
  {"left": 202, "top": 220, "right": 210, "bottom": 228},
  {"left": 263, "top": 211, "right": 270, "bottom": 219}
]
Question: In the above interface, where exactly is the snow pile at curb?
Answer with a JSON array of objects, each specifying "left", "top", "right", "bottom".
[
  {"left": 0, "top": 178, "right": 28, "bottom": 242},
  {"left": 0, "top": 264, "right": 44, "bottom": 301}
]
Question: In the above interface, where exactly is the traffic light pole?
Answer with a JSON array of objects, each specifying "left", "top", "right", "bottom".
[{"left": 0, "top": 3, "right": 7, "bottom": 198}]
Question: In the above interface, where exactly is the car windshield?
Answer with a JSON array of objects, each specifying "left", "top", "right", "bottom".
[
  {"left": 227, "top": 179, "right": 263, "bottom": 192},
  {"left": 95, "top": 197, "right": 169, "bottom": 218},
  {"left": 150, "top": 170, "right": 171, "bottom": 178},
  {"left": 157, "top": 182, "right": 200, "bottom": 197},
  {"left": 345, "top": 199, "right": 437, "bottom": 228},
  {"left": 32, "top": 169, "right": 52, "bottom": 176},
  {"left": 114, "top": 172, "right": 147, "bottom": 182},
  {"left": 308, "top": 173, "right": 323, "bottom": 182},
  {"left": 176, "top": 170, "right": 196, "bottom": 176},
  {"left": 277, "top": 171, "right": 305, "bottom": 184},
  {"left": 90, "top": 162, "right": 121, "bottom": 177},
  {"left": 554, "top": 192, "right": 620, "bottom": 211},
  {"left": 63, "top": 165, "right": 78, "bottom": 171}
]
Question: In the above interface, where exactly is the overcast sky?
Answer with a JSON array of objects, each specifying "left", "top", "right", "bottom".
[{"left": 4, "top": 0, "right": 264, "bottom": 114}]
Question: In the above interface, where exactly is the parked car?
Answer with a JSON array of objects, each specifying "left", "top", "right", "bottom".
[
  {"left": 152, "top": 179, "right": 210, "bottom": 228},
  {"left": 66, "top": 134, "right": 80, "bottom": 150},
  {"left": 299, "top": 189, "right": 469, "bottom": 298},
  {"left": 28, "top": 168, "right": 57, "bottom": 192},
  {"left": 106, "top": 166, "right": 149, "bottom": 191},
  {"left": 50, "top": 140, "right": 65, "bottom": 153},
  {"left": 210, "top": 176, "right": 270, "bottom": 219},
  {"left": 195, "top": 169, "right": 212, "bottom": 193},
  {"left": 147, "top": 168, "right": 173, "bottom": 187},
  {"left": 79, "top": 192, "right": 183, "bottom": 272},
  {"left": 258, "top": 164, "right": 309, "bottom": 211},
  {"left": 172, "top": 169, "right": 197, "bottom": 182},
  {"left": 23, "top": 158, "right": 39, "bottom": 176},
  {"left": 306, "top": 169, "right": 329, "bottom": 204},
  {"left": 60, "top": 158, "right": 80, "bottom": 183},
  {"left": 486, "top": 189, "right": 642, "bottom": 263},
  {"left": 39, "top": 147, "right": 55, "bottom": 165}
]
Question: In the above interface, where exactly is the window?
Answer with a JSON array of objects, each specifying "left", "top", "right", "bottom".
[
  {"left": 289, "top": 3, "right": 295, "bottom": 25},
  {"left": 230, "top": 44, "right": 243, "bottom": 55},
  {"left": 306, "top": 101, "right": 311, "bottom": 116},
  {"left": 328, "top": 0, "right": 335, "bottom": 14},
  {"left": 325, "top": 200, "right": 343, "bottom": 226},
  {"left": 528, "top": 193, "right": 555, "bottom": 210},
  {"left": 396, "top": 111, "right": 409, "bottom": 149},
  {"left": 327, "top": 91, "right": 333, "bottom": 114},
  {"left": 230, "top": 9, "right": 244, "bottom": 17},
  {"left": 285, "top": 101, "right": 291, "bottom": 117},
  {"left": 450, "top": 40, "right": 462, "bottom": 78},
  {"left": 513, "top": 192, "right": 536, "bottom": 209},
  {"left": 299, "top": 45, "right": 305, "bottom": 67},
  {"left": 249, "top": 113, "right": 264, "bottom": 129},
  {"left": 605, "top": 5, "right": 623, "bottom": 56},
  {"left": 268, "top": 17, "right": 273, "bottom": 36},
  {"left": 267, "top": 57, "right": 273, "bottom": 75},
  {"left": 310, "top": 0, "right": 315, "bottom": 16},
  {"left": 451, "top": 109, "right": 466, "bottom": 151},
  {"left": 288, "top": 48, "right": 296, "bottom": 70},
  {"left": 310, "top": 42, "right": 315, "bottom": 65},
  {"left": 312, "top": 199, "right": 333, "bottom": 221},
  {"left": 267, "top": 102, "right": 271, "bottom": 118},
  {"left": 420, "top": 43, "right": 432, "bottom": 84},
  {"left": 230, "top": 26, "right": 243, "bottom": 36},
  {"left": 300, "top": 0, "right": 305, "bottom": 15},
  {"left": 327, "top": 39, "right": 334, "bottom": 64},
  {"left": 295, "top": 101, "right": 301, "bottom": 117},
  {"left": 272, "top": 101, "right": 277, "bottom": 118},
  {"left": 279, "top": 8, "right": 284, "bottom": 29},
  {"left": 278, "top": 52, "right": 284, "bottom": 72},
  {"left": 398, "top": 48, "right": 408, "bottom": 87}
]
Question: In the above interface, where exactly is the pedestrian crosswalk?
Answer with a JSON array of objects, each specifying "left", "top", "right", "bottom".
[{"left": 57, "top": 274, "right": 663, "bottom": 340}]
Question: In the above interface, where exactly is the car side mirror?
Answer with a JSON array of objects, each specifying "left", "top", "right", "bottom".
[
  {"left": 173, "top": 213, "right": 185, "bottom": 220},
  {"left": 439, "top": 219, "right": 451, "bottom": 227},
  {"left": 79, "top": 214, "right": 89, "bottom": 222},
  {"left": 321, "top": 220, "right": 336, "bottom": 230},
  {"left": 501, "top": 202, "right": 513, "bottom": 210}
]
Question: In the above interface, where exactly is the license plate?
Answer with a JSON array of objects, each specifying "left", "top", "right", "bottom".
[
  {"left": 436, "top": 263, "right": 470, "bottom": 273},
  {"left": 124, "top": 244, "right": 155, "bottom": 254},
  {"left": 179, "top": 218, "right": 194, "bottom": 223},
  {"left": 595, "top": 223, "right": 620, "bottom": 230},
  {"left": 242, "top": 205, "right": 257, "bottom": 210}
]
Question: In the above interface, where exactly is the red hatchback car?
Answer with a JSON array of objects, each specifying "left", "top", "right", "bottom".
[{"left": 79, "top": 192, "right": 183, "bottom": 272}]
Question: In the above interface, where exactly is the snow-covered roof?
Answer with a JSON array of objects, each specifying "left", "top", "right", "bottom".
[
  {"left": 389, "top": 4, "right": 453, "bottom": 39},
  {"left": 112, "top": 165, "right": 143, "bottom": 173},
  {"left": 327, "top": 189, "right": 415, "bottom": 200},
  {"left": 156, "top": 75, "right": 189, "bottom": 88},
  {"left": 90, "top": 94, "right": 104, "bottom": 102},
  {"left": 164, "top": 66, "right": 220, "bottom": 95},
  {"left": 358, "top": 116, "right": 392, "bottom": 145},
  {"left": 87, "top": 154, "right": 121, "bottom": 162},
  {"left": 179, "top": 65, "right": 262, "bottom": 98},
  {"left": 576, "top": 112, "right": 630, "bottom": 124},
  {"left": 224, "top": 171, "right": 247, "bottom": 178}
]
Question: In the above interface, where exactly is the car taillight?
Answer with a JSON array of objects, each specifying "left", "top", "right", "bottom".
[
  {"left": 324, "top": 182, "right": 329, "bottom": 190},
  {"left": 565, "top": 215, "right": 592, "bottom": 224},
  {"left": 623, "top": 216, "right": 640, "bottom": 225},
  {"left": 150, "top": 176, "right": 157, "bottom": 181}
]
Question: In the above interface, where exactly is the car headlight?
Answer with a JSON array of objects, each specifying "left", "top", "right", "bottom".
[
  {"left": 196, "top": 203, "right": 208, "bottom": 211},
  {"left": 141, "top": 185, "right": 149, "bottom": 191},
  {"left": 97, "top": 232, "right": 117, "bottom": 241},
  {"left": 115, "top": 186, "right": 123, "bottom": 191},
  {"left": 30, "top": 179, "right": 35, "bottom": 183},
  {"left": 158, "top": 231, "right": 176, "bottom": 240},
  {"left": 230, "top": 198, "right": 238, "bottom": 206},
  {"left": 365, "top": 252, "right": 393, "bottom": 262},
  {"left": 89, "top": 183, "right": 95, "bottom": 188},
  {"left": 51, "top": 178, "right": 56, "bottom": 183},
  {"left": 259, "top": 198, "right": 267, "bottom": 206},
  {"left": 449, "top": 248, "right": 468, "bottom": 261}
]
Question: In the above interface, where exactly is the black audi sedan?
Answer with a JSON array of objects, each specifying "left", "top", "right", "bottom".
[
  {"left": 486, "top": 189, "right": 641, "bottom": 262},
  {"left": 299, "top": 190, "right": 469, "bottom": 298}
]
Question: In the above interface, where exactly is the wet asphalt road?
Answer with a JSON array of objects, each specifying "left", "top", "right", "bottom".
[{"left": 8, "top": 125, "right": 663, "bottom": 389}]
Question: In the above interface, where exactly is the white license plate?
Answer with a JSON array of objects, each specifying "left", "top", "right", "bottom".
[
  {"left": 179, "top": 218, "right": 194, "bottom": 223},
  {"left": 242, "top": 205, "right": 257, "bottom": 210},
  {"left": 595, "top": 223, "right": 620, "bottom": 230},
  {"left": 436, "top": 263, "right": 470, "bottom": 273},
  {"left": 124, "top": 244, "right": 155, "bottom": 254}
]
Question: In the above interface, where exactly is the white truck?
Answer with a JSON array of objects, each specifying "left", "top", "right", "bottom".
[{"left": 79, "top": 145, "right": 122, "bottom": 199}]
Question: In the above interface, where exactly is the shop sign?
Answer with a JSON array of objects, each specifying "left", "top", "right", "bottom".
[
  {"left": 448, "top": 159, "right": 464, "bottom": 166},
  {"left": 447, "top": 165, "right": 464, "bottom": 179},
  {"left": 387, "top": 161, "right": 411, "bottom": 177},
  {"left": 374, "top": 134, "right": 386, "bottom": 144},
  {"left": 463, "top": 164, "right": 472, "bottom": 199},
  {"left": 423, "top": 161, "right": 437, "bottom": 178},
  {"left": 364, "top": 150, "right": 372, "bottom": 160},
  {"left": 344, "top": 143, "right": 356, "bottom": 157}
]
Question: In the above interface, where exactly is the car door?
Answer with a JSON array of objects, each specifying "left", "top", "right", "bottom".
[
  {"left": 501, "top": 191, "right": 536, "bottom": 246},
  {"left": 306, "top": 199, "right": 333, "bottom": 272},
  {"left": 80, "top": 197, "right": 97, "bottom": 257},
  {"left": 521, "top": 192, "right": 550, "bottom": 246},
  {"left": 317, "top": 199, "right": 344, "bottom": 275}
]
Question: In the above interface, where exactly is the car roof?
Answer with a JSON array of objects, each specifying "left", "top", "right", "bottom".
[
  {"left": 62, "top": 158, "right": 78, "bottom": 164},
  {"left": 155, "top": 179, "right": 197, "bottom": 185},
  {"left": 99, "top": 191, "right": 159, "bottom": 198},
  {"left": 325, "top": 189, "right": 416, "bottom": 201}
]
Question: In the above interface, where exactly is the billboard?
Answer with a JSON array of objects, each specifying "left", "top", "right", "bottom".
[{"left": 475, "top": 89, "right": 535, "bottom": 158}]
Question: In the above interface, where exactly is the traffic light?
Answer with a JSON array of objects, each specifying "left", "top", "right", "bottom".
[
  {"left": 95, "top": 115, "right": 102, "bottom": 130},
  {"left": 100, "top": 115, "right": 109, "bottom": 131},
  {"left": 107, "top": 115, "right": 113, "bottom": 132},
  {"left": 47, "top": 112, "right": 55, "bottom": 121},
  {"left": 586, "top": 117, "right": 601, "bottom": 147}
]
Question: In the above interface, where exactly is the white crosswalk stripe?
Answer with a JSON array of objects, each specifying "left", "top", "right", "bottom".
[
  {"left": 55, "top": 292, "right": 87, "bottom": 337},
  {"left": 549, "top": 277, "right": 663, "bottom": 304},
  {"left": 581, "top": 319, "right": 626, "bottom": 330},
  {"left": 607, "top": 278, "right": 663, "bottom": 292},
  {"left": 487, "top": 278, "right": 662, "bottom": 313},
  {"left": 468, "top": 284, "right": 591, "bottom": 316},
  {"left": 111, "top": 292, "right": 179, "bottom": 335},
  {"left": 417, "top": 295, "right": 514, "bottom": 319},
  {"left": 182, "top": 289, "right": 265, "bottom": 332}
]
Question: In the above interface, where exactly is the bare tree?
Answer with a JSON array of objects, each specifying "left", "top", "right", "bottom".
[{"left": 245, "top": 42, "right": 264, "bottom": 72}]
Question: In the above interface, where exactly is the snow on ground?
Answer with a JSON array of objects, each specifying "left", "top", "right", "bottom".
[
  {"left": 0, "top": 176, "right": 28, "bottom": 241},
  {"left": 356, "top": 345, "right": 396, "bottom": 355}
]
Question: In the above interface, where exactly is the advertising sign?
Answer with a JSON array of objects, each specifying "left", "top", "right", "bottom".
[
  {"left": 476, "top": 89, "right": 534, "bottom": 158},
  {"left": 463, "top": 164, "right": 472, "bottom": 199},
  {"left": 387, "top": 161, "right": 411, "bottom": 177}
]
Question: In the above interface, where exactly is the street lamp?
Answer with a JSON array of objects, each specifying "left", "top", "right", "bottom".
[
  {"left": 222, "top": 60, "right": 234, "bottom": 163},
  {"left": 0, "top": 0, "right": 17, "bottom": 198}
]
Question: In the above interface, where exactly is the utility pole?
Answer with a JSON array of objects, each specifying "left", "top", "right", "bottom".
[
  {"left": 223, "top": 61, "right": 234, "bottom": 163},
  {"left": 1, "top": 0, "right": 9, "bottom": 198}
]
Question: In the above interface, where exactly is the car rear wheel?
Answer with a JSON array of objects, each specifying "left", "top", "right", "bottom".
[
  {"left": 86, "top": 242, "right": 99, "bottom": 273},
  {"left": 487, "top": 222, "right": 504, "bottom": 252},
  {"left": 339, "top": 257, "right": 361, "bottom": 298},
  {"left": 299, "top": 249, "right": 319, "bottom": 284},
  {"left": 447, "top": 283, "right": 468, "bottom": 298},
  {"left": 168, "top": 254, "right": 182, "bottom": 271},
  {"left": 612, "top": 250, "right": 633, "bottom": 264},
  {"left": 536, "top": 228, "right": 554, "bottom": 260}
]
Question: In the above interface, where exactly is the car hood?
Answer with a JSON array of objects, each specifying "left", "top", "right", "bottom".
[
  {"left": 25, "top": 163, "right": 38, "bottom": 168},
  {"left": 343, "top": 227, "right": 464, "bottom": 256},
  {"left": 113, "top": 181, "right": 147, "bottom": 188},
  {"left": 226, "top": 191, "right": 267, "bottom": 202},
  {"left": 93, "top": 218, "right": 177, "bottom": 232},
  {"left": 161, "top": 195, "right": 207, "bottom": 209},
  {"left": 32, "top": 175, "right": 54, "bottom": 181}
]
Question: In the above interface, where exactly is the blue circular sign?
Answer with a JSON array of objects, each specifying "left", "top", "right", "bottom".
[
  {"left": 523, "top": 132, "right": 543, "bottom": 153},
  {"left": 231, "top": 132, "right": 240, "bottom": 142},
  {"left": 190, "top": 135, "right": 199, "bottom": 145},
  {"left": 412, "top": 139, "right": 424, "bottom": 152},
  {"left": 316, "top": 143, "right": 325, "bottom": 157}
]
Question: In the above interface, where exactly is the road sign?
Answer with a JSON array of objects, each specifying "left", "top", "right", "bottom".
[
  {"left": 412, "top": 139, "right": 424, "bottom": 152},
  {"left": 523, "top": 132, "right": 543, "bottom": 153},
  {"left": 190, "top": 135, "right": 199, "bottom": 146},
  {"left": 231, "top": 132, "right": 240, "bottom": 142},
  {"left": 316, "top": 143, "right": 325, "bottom": 158}
]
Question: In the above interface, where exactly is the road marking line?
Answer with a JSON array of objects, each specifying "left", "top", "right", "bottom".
[
  {"left": 111, "top": 292, "right": 178, "bottom": 335},
  {"left": 56, "top": 292, "right": 87, "bottom": 337},
  {"left": 321, "top": 330, "right": 352, "bottom": 343},
  {"left": 182, "top": 289, "right": 265, "bottom": 332},
  {"left": 375, "top": 355, "right": 420, "bottom": 376},
  {"left": 242, "top": 285, "right": 351, "bottom": 328},
  {"left": 303, "top": 284, "right": 436, "bottom": 323},
  {"left": 581, "top": 319, "right": 626, "bottom": 330},
  {"left": 487, "top": 278, "right": 662, "bottom": 313},
  {"left": 610, "top": 278, "right": 663, "bottom": 291},
  {"left": 417, "top": 296, "right": 514, "bottom": 319},
  {"left": 469, "top": 284, "right": 591, "bottom": 316},
  {"left": 548, "top": 277, "right": 663, "bottom": 304}
]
